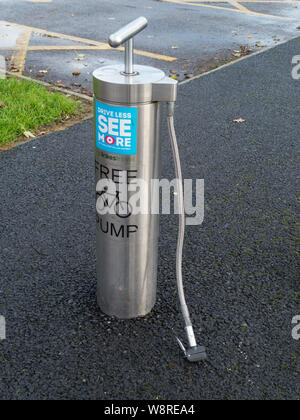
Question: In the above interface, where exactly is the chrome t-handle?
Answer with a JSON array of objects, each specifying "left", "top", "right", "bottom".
[{"left": 108, "top": 16, "right": 148, "bottom": 75}]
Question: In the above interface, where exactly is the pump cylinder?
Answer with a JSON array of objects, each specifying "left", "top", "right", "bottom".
[
  {"left": 93, "top": 63, "right": 176, "bottom": 319},
  {"left": 95, "top": 101, "right": 161, "bottom": 318}
]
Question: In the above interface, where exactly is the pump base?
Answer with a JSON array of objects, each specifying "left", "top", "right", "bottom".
[{"left": 97, "top": 295, "right": 156, "bottom": 320}]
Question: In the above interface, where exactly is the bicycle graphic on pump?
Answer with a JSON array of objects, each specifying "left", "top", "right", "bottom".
[{"left": 96, "top": 186, "right": 133, "bottom": 218}]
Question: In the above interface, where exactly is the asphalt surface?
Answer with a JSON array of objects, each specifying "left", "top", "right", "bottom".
[
  {"left": 0, "top": 38, "right": 300, "bottom": 400},
  {"left": 1, "top": 0, "right": 300, "bottom": 91}
]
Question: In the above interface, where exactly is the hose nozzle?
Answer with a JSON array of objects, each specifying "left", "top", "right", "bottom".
[{"left": 176, "top": 336, "right": 207, "bottom": 362}]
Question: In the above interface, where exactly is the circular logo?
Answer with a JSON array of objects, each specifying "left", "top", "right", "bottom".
[{"left": 105, "top": 135, "right": 116, "bottom": 145}]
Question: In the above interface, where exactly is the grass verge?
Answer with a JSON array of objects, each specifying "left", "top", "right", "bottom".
[{"left": 0, "top": 77, "right": 86, "bottom": 148}]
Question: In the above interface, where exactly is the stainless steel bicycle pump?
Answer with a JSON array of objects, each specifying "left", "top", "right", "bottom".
[{"left": 93, "top": 17, "right": 207, "bottom": 362}]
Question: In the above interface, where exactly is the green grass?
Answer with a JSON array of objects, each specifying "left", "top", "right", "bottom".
[{"left": 0, "top": 78, "right": 82, "bottom": 146}]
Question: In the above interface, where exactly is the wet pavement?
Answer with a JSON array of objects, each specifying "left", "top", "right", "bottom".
[
  {"left": 0, "top": 32, "right": 299, "bottom": 400},
  {"left": 0, "top": 0, "right": 300, "bottom": 92}
]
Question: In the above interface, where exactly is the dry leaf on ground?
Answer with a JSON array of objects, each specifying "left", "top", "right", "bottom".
[
  {"left": 233, "top": 118, "right": 246, "bottom": 123},
  {"left": 23, "top": 131, "right": 36, "bottom": 139}
]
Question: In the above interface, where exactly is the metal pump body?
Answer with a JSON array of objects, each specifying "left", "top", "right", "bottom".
[{"left": 93, "top": 17, "right": 177, "bottom": 319}]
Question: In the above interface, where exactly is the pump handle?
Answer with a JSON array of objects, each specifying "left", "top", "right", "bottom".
[
  {"left": 109, "top": 17, "right": 148, "bottom": 48},
  {"left": 108, "top": 17, "right": 148, "bottom": 75}
]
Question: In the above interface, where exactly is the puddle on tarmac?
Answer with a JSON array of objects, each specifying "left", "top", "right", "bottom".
[{"left": 0, "top": 23, "right": 21, "bottom": 48}]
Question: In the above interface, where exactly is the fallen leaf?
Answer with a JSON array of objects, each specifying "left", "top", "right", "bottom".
[
  {"left": 171, "top": 45, "right": 179, "bottom": 49},
  {"left": 23, "top": 131, "right": 36, "bottom": 139},
  {"left": 256, "top": 42, "right": 265, "bottom": 48},
  {"left": 0, "top": 101, "right": 6, "bottom": 108},
  {"left": 233, "top": 45, "right": 252, "bottom": 58},
  {"left": 56, "top": 83, "right": 66, "bottom": 88},
  {"left": 39, "top": 70, "right": 48, "bottom": 74},
  {"left": 233, "top": 118, "right": 246, "bottom": 123},
  {"left": 248, "top": 35, "right": 253, "bottom": 39},
  {"left": 240, "top": 45, "right": 252, "bottom": 56},
  {"left": 72, "top": 70, "right": 80, "bottom": 76},
  {"left": 75, "top": 54, "right": 85, "bottom": 61}
]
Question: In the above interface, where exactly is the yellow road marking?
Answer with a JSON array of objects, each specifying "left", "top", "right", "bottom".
[
  {"left": 162, "top": 0, "right": 296, "bottom": 20},
  {"left": 184, "top": 0, "right": 300, "bottom": 2},
  {"left": 28, "top": 45, "right": 176, "bottom": 61},
  {"left": 0, "top": 21, "right": 113, "bottom": 46},
  {"left": 241, "top": 0, "right": 300, "bottom": 2},
  {"left": 25, "top": 46, "right": 109, "bottom": 51},
  {"left": 0, "top": 44, "right": 177, "bottom": 62},
  {"left": 0, "top": 21, "right": 176, "bottom": 62},
  {"left": 10, "top": 30, "right": 32, "bottom": 74},
  {"left": 227, "top": 0, "right": 250, "bottom": 11}
]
